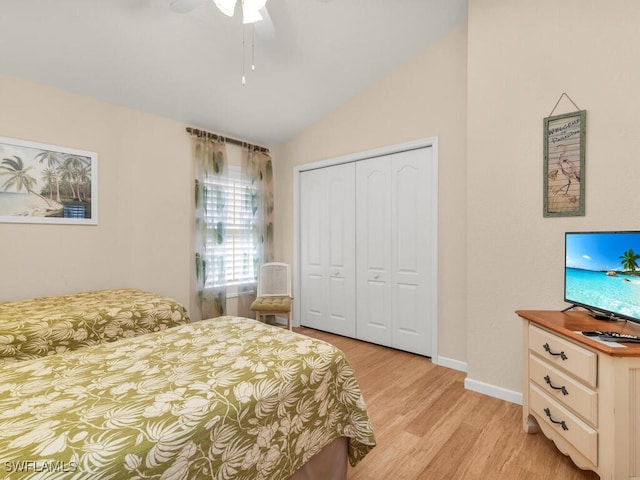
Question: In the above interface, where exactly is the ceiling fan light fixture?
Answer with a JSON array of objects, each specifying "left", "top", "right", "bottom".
[
  {"left": 243, "top": 0, "right": 267, "bottom": 11},
  {"left": 242, "top": 0, "right": 267, "bottom": 24},
  {"left": 213, "top": 0, "right": 237, "bottom": 17},
  {"left": 242, "top": 8, "right": 263, "bottom": 24}
]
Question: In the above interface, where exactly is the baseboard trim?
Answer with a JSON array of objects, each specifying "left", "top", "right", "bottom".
[
  {"left": 464, "top": 377, "right": 523, "bottom": 405},
  {"left": 434, "top": 356, "right": 468, "bottom": 373}
]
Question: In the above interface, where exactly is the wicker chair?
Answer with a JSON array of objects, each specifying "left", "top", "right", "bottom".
[{"left": 250, "top": 262, "right": 292, "bottom": 330}]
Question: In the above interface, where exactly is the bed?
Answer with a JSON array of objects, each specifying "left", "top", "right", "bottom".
[
  {"left": 0, "top": 316, "right": 375, "bottom": 479},
  {"left": 0, "top": 289, "right": 190, "bottom": 364}
]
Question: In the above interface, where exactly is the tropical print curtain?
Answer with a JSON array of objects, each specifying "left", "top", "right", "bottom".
[
  {"left": 191, "top": 131, "right": 274, "bottom": 321},
  {"left": 237, "top": 148, "right": 274, "bottom": 318},
  {"left": 193, "top": 135, "right": 228, "bottom": 320}
]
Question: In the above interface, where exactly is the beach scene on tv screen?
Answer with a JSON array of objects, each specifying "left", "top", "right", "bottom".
[{"left": 566, "top": 232, "right": 640, "bottom": 320}]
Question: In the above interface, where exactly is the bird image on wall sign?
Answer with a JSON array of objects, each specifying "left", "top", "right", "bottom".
[{"left": 556, "top": 144, "right": 580, "bottom": 195}]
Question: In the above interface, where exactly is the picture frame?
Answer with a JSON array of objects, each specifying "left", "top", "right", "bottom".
[
  {"left": 0, "top": 136, "right": 98, "bottom": 225},
  {"left": 543, "top": 110, "right": 586, "bottom": 217}
]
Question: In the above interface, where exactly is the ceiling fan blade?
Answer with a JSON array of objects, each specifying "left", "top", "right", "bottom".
[
  {"left": 169, "top": 0, "right": 206, "bottom": 14},
  {"left": 254, "top": 6, "right": 275, "bottom": 39},
  {"left": 214, "top": 0, "right": 238, "bottom": 17}
]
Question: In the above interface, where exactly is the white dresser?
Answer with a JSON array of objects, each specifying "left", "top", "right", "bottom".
[{"left": 517, "top": 310, "right": 640, "bottom": 480}]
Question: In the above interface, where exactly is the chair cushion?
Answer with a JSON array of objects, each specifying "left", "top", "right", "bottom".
[{"left": 250, "top": 296, "right": 291, "bottom": 312}]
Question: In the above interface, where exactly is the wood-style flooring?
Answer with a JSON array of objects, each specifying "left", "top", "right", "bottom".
[{"left": 294, "top": 327, "right": 600, "bottom": 480}]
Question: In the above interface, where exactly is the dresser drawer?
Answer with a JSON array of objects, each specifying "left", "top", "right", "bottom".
[
  {"left": 530, "top": 383, "right": 598, "bottom": 465},
  {"left": 529, "top": 325, "right": 597, "bottom": 387},
  {"left": 529, "top": 354, "right": 598, "bottom": 426}
]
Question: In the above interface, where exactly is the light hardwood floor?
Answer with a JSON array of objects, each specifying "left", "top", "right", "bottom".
[{"left": 294, "top": 327, "right": 600, "bottom": 480}]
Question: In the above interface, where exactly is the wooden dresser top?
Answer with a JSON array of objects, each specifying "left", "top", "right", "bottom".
[{"left": 517, "top": 309, "right": 640, "bottom": 357}]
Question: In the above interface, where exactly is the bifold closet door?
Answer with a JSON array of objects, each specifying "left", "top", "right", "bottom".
[
  {"left": 299, "top": 163, "right": 356, "bottom": 337},
  {"left": 355, "top": 156, "right": 393, "bottom": 347},
  {"left": 356, "top": 147, "right": 433, "bottom": 356},
  {"left": 390, "top": 147, "right": 433, "bottom": 356}
]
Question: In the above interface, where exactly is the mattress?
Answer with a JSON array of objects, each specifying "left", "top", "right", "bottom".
[
  {"left": 0, "top": 316, "right": 375, "bottom": 479},
  {"left": 0, "top": 288, "right": 190, "bottom": 364}
]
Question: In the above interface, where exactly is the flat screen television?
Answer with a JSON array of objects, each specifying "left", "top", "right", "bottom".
[{"left": 565, "top": 231, "right": 640, "bottom": 324}]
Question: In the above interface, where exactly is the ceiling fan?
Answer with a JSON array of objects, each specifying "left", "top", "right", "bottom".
[{"left": 169, "top": 0, "right": 275, "bottom": 38}]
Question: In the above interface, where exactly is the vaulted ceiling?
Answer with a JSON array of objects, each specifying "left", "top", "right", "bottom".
[{"left": 0, "top": 0, "right": 467, "bottom": 146}]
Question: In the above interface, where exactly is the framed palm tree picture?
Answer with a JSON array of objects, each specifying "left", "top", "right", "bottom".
[
  {"left": 0, "top": 136, "right": 97, "bottom": 224},
  {"left": 543, "top": 110, "right": 586, "bottom": 217}
]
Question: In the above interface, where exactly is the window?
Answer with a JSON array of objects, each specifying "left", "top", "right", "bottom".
[{"left": 203, "top": 166, "right": 256, "bottom": 289}]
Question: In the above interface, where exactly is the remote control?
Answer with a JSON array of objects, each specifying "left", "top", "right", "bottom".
[
  {"left": 597, "top": 331, "right": 640, "bottom": 343},
  {"left": 582, "top": 331, "right": 601, "bottom": 337}
]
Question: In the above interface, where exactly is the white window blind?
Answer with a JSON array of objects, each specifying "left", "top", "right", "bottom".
[{"left": 204, "top": 166, "right": 256, "bottom": 288}]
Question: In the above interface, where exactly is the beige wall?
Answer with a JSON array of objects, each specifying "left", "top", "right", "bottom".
[
  {"left": 467, "top": 0, "right": 640, "bottom": 393},
  {"left": 276, "top": 0, "right": 640, "bottom": 398},
  {"left": 0, "top": 75, "right": 193, "bottom": 308},
  {"left": 274, "top": 24, "right": 469, "bottom": 363}
]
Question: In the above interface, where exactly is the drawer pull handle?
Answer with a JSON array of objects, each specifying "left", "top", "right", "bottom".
[
  {"left": 543, "top": 343, "right": 568, "bottom": 360},
  {"left": 544, "top": 375, "right": 569, "bottom": 395},
  {"left": 543, "top": 407, "right": 569, "bottom": 431}
]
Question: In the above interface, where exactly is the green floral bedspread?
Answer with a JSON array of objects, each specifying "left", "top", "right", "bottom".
[
  {"left": 0, "top": 316, "right": 375, "bottom": 479},
  {"left": 0, "top": 289, "right": 190, "bottom": 364}
]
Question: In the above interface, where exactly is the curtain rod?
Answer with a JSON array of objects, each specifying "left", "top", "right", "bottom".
[{"left": 186, "top": 127, "right": 270, "bottom": 154}]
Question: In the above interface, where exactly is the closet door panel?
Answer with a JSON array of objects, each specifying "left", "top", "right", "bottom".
[
  {"left": 328, "top": 275, "right": 352, "bottom": 332},
  {"left": 359, "top": 279, "right": 388, "bottom": 330},
  {"left": 303, "top": 274, "right": 325, "bottom": 326},
  {"left": 325, "top": 164, "right": 356, "bottom": 337},
  {"left": 391, "top": 148, "right": 433, "bottom": 356},
  {"left": 300, "top": 164, "right": 356, "bottom": 337},
  {"left": 395, "top": 283, "right": 421, "bottom": 332},
  {"left": 356, "top": 156, "right": 392, "bottom": 346},
  {"left": 303, "top": 179, "right": 324, "bottom": 268},
  {"left": 300, "top": 168, "right": 327, "bottom": 330},
  {"left": 364, "top": 170, "right": 388, "bottom": 271}
]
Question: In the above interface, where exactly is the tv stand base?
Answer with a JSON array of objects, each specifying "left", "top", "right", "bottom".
[
  {"left": 561, "top": 304, "right": 620, "bottom": 321},
  {"left": 561, "top": 304, "right": 578, "bottom": 313}
]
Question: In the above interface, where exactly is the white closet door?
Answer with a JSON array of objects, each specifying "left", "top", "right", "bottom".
[
  {"left": 326, "top": 163, "right": 356, "bottom": 336},
  {"left": 300, "top": 168, "right": 326, "bottom": 330},
  {"left": 300, "top": 163, "right": 356, "bottom": 337},
  {"left": 390, "top": 148, "right": 433, "bottom": 356},
  {"left": 356, "top": 156, "right": 393, "bottom": 346},
  {"left": 300, "top": 145, "right": 435, "bottom": 356}
]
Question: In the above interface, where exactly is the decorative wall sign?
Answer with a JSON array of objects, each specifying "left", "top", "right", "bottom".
[
  {"left": 543, "top": 109, "right": 586, "bottom": 217},
  {"left": 0, "top": 136, "right": 98, "bottom": 224}
]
